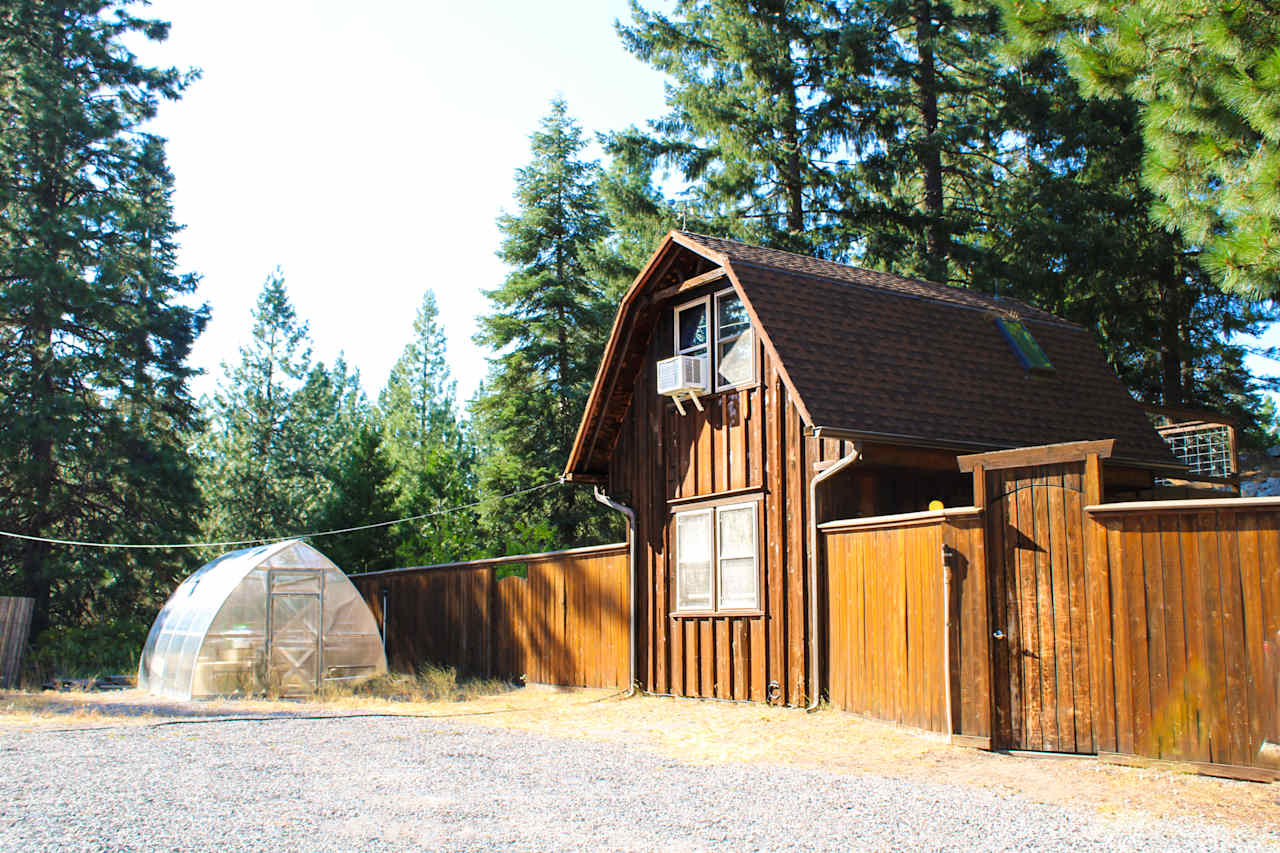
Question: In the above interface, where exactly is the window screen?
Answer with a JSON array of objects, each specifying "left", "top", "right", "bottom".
[
  {"left": 715, "top": 290, "right": 755, "bottom": 388},
  {"left": 716, "top": 503, "right": 759, "bottom": 610},
  {"left": 675, "top": 510, "right": 714, "bottom": 611}
]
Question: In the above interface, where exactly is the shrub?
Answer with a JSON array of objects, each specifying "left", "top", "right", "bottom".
[{"left": 29, "top": 618, "right": 150, "bottom": 681}]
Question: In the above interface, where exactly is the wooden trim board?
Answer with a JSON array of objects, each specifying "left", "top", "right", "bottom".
[
  {"left": 1097, "top": 751, "right": 1279, "bottom": 784},
  {"left": 957, "top": 440, "right": 1115, "bottom": 472}
]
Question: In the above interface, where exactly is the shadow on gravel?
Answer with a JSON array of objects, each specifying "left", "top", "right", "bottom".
[{"left": 1, "top": 690, "right": 318, "bottom": 722}]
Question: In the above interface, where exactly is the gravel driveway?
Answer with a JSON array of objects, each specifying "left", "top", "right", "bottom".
[{"left": 1, "top": 715, "right": 1275, "bottom": 852}]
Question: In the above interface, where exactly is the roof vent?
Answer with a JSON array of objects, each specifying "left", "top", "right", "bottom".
[{"left": 657, "top": 355, "right": 707, "bottom": 415}]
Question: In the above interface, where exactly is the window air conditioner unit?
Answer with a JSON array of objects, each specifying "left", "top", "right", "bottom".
[{"left": 657, "top": 355, "right": 707, "bottom": 415}]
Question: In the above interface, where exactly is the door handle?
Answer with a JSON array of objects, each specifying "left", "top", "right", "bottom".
[{"left": 992, "top": 629, "right": 1006, "bottom": 640}]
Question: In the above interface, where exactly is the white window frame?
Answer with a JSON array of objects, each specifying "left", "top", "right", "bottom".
[
  {"left": 672, "top": 499, "right": 761, "bottom": 615},
  {"left": 712, "top": 287, "right": 757, "bottom": 392},
  {"left": 673, "top": 295, "right": 711, "bottom": 360},
  {"left": 670, "top": 289, "right": 758, "bottom": 395},
  {"left": 674, "top": 508, "right": 715, "bottom": 613}
]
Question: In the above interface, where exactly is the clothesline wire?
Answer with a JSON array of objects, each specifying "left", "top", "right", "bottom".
[{"left": 0, "top": 480, "right": 563, "bottom": 550}]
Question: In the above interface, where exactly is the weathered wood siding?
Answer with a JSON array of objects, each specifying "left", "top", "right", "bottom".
[
  {"left": 492, "top": 548, "right": 630, "bottom": 688},
  {"left": 1087, "top": 502, "right": 1280, "bottom": 774},
  {"left": 354, "top": 544, "right": 629, "bottom": 689},
  {"left": 823, "top": 512, "right": 990, "bottom": 740},
  {"left": 608, "top": 340, "right": 820, "bottom": 704},
  {"left": 0, "top": 596, "right": 34, "bottom": 688},
  {"left": 986, "top": 463, "right": 1095, "bottom": 753}
]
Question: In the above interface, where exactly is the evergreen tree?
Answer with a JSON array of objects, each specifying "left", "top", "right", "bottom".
[
  {"left": 474, "top": 100, "right": 620, "bottom": 550},
  {"left": 984, "top": 45, "right": 1279, "bottom": 442},
  {"left": 0, "top": 1, "right": 205, "bottom": 632},
  {"left": 198, "top": 271, "right": 329, "bottom": 542},
  {"left": 615, "top": 0, "right": 847, "bottom": 255},
  {"left": 999, "top": 0, "right": 1280, "bottom": 297},
  {"left": 823, "top": 0, "right": 1014, "bottom": 284},
  {"left": 379, "top": 291, "right": 480, "bottom": 565},
  {"left": 311, "top": 421, "right": 398, "bottom": 574},
  {"left": 617, "top": 0, "right": 1017, "bottom": 284}
]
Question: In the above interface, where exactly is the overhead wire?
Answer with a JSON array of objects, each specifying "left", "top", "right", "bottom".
[{"left": 0, "top": 480, "right": 562, "bottom": 551}]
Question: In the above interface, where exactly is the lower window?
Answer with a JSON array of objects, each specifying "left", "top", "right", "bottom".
[{"left": 674, "top": 501, "right": 759, "bottom": 613}]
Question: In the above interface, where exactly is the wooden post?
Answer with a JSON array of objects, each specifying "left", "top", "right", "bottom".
[
  {"left": 1084, "top": 453, "right": 1103, "bottom": 506},
  {"left": 972, "top": 464, "right": 987, "bottom": 510},
  {"left": 1083, "top": 452, "right": 1117, "bottom": 752},
  {"left": 0, "top": 596, "right": 35, "bottom": 688}
]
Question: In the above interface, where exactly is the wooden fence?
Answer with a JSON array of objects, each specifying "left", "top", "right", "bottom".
[
  {"left": 353, "top": 543, "right": 629, "bottom": 689},
  {"left": 821, "top": 486, "right": 1280, "bottom": 781},
  {"left": 1087, "top": 500, "right": 1280, "bottom": 778},
  {"left": 0, "top": 596, "right": 35, "bottom": 688},
  {"left": 822, "top": 509, "right": 990, "bottom": 743}
]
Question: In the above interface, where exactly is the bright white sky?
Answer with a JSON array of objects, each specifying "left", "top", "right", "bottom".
[{"left": 135, "top": 0, "right": 671, "bottom": 406}]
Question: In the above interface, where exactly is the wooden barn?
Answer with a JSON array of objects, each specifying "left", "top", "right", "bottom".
[
  {"left": 357, "top": 231, "right": 1278, "bottom": 782},
  {"left": 561, "top": 231, "right": 1278, "bottom": 779}
]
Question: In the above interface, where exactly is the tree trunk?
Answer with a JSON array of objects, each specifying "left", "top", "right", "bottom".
[
  {"left": 782, "top": 81, "right": 804, "bottom": 238},
  {"left": 1158, "top": 280, "right": 1185, "bottom": 407},
  {"left": 915, "top": 0, "right": 947, "bottom": 284},
  {"left": 22, "top": 319, "right": 56, "bottom": 634}
]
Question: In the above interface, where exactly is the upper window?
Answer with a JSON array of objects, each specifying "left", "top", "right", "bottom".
[
  {"left": 996, "top": 317, "right": 1054, "bottom": 372},
  {"left": 715, "top": 290, "right": 755, "bottom": 389},
  {"left": 674, "top": 501, "right": 760, "bottom": 613},
  {"left": 672, "top": 289, "right": 757, "bottom": 393},
  {"left": 676, "top": 298, "right": 710, "bottom": 359}
]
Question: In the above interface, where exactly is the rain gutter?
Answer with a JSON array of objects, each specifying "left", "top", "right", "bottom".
[
  {"left": 593, "top": 485, "right": 637, "bottom": 696},
  {"left": 806, "top": 442, "right": 862, "bottom": 711}
]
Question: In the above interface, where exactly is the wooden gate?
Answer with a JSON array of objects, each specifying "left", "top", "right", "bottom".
[
  {"left": 960, "top": 440, "right": 1112, "bottom": 753},
  {"left": 986, "top": 462, "right": 1094, "bottom": 751}
]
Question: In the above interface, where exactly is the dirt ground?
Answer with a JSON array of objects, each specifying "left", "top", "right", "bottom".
[{"left": 2, "top": 685, "right": 1276, "bottom": 834}]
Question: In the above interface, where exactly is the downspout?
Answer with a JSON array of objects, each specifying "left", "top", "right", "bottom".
[
  {"left": 806, "top": 441, "right": 862, "bottom": 711},
  {"left": 942, "top": 544, "right": 954, "bottom": 743},
  {"left": 593, "top": 485, "right": 637, "bottom": 697}
]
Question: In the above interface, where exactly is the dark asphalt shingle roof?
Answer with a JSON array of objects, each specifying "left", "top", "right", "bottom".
[{"left": 677, "top": 233, "right": 1177, "bottom": 468}]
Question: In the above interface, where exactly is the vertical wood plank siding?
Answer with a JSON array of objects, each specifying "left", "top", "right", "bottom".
[
  {"left": 0, "top": 596, "right": 35, "bottom": 688},
  {"left": 1087, "top": 503, "right": 1280, "bottom": 774},
  {"left": 353, "top": 544, "right": 629, "bottom": 689},
  {"left": 985, "top": 463, "right": 1094, "bottom": 754},
  {"left": 822, "top": 513, "right": 990, "bottom": 740},
  {"left": 607, "top": 345, "right": 818, "bottom": 704}
]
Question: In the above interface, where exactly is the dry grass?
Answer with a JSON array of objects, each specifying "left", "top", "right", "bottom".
[
  {"left": 1, "top": 684, "right": 1275, "bottom": 834},
  {"left": 317, "top": 664, "right": 514, "bottom": 705}
]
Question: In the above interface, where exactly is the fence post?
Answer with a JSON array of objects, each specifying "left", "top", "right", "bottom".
[{"left": 0, "top": 596, "right": 35, "bottom": 688}]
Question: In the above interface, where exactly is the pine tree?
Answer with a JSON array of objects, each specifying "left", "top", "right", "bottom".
[
  {"left": 984, "top": 41, "right": 1280, "bottom": 442},
  {"left": 198, "top": 271, "right": 327, "bottom": 542},
  {"left": 618, "top": 1, "right": 1019, "bottom": 284},
  {"left": 824, "top": 0, "right": 1015, "bottom": 284},
  {"left": 312, "top": 421, "right": 398, "bottom": 574},
  {"left": 0, "top": 1, "right": 205, "bottom": 632},
  {"left": 379, "top": 291, "right": 480, "bottom": 565},
  {"left": 615, "top": 0, "right": 846, "bottom": 255},
  {"left": 998, "top": 0, "right": 1280, "bottom": 296},
  {"left": 473, "top": 100, "right": 620, "bottom": 550}
]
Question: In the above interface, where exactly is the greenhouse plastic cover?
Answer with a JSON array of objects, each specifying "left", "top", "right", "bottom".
[{"left": 138, "top": 540, "right": 386, "bottom": 700}]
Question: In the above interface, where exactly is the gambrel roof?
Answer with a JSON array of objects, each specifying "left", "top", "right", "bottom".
[{"left": 565, "top": 231, "right": 1180, "bottom": 481}]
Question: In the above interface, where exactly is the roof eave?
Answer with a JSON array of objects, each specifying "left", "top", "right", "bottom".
[{"left": 810, "top": 425, "right": 1186, "bottom": 474}]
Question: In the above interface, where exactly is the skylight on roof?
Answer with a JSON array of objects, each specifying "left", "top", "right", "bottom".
[{"left": 996, "top": 317, "right": 1054, "bottom": 372}]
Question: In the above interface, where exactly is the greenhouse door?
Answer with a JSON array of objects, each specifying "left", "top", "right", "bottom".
[{"left": 268, "top": 570, "right": 324, "bottom": 696}]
